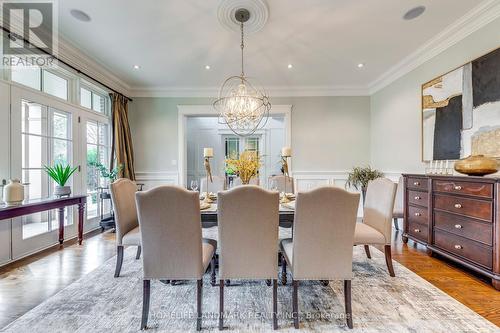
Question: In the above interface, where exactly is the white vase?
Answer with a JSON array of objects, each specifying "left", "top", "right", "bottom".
[{"left": 3, "top": 179, "right": 24, "bottom": 206}]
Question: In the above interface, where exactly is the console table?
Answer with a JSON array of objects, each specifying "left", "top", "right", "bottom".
[
  {"left": 0, "top": 196, "right": 87, "bottom": 245},
  {"left": 402, "top": 174, "right": 499, "bottom": 290}
]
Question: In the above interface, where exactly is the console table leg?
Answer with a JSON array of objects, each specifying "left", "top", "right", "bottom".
[
  {"left": 78, "top": 203, "right": 85, "bottom": 245},
  {"left": 492, "top": 278, "right": 500, "bottom": 291},
  {"left": 58, "top": 207, "right": 65, "bottom": 245}
]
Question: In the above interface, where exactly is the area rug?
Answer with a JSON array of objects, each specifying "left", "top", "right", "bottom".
[{"left": 1, "top": 233, "right": 498, "bottom": 332}]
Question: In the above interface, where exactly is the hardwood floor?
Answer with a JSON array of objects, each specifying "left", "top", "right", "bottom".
[{"left": 0, "top": 227, "right": 499, "bottom": 329}]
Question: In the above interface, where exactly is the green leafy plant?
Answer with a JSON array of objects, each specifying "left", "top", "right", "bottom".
[
  {"left": 346, "top": 166, "right": 384, "bottom": 191},
  {"left": 44, "top": 164, "right": 78, "bottom": 186},
  {"left": 88, "top": 160, "right": 123, "bottom": 182}
]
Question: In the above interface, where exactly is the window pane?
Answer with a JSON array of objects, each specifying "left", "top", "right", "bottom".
[
  {"left": 11, "top": 60, "right": 41, "bottom": 90},
  {"left": 43, "top": 71, "right": 68, "bottom": 100},
  {"left": 22, "top": 101, "right": 47, "bottom": 135},
  {"left": 25, "top": 135, "right": 47, "bottom": 168},
  {"left": 22, "top": 169, "right": 49, "bottom": 200},
  {"left": 98, "top": 123, "right": 108, "bottom": 146},
  {"left": 92, "top": 93, "right": 105, "bottom": 113},
  {"left": 53, "top": 139, "right": 69, "bottom": 166},
  {"left": 87, "top": 121, "right": 98, "bottom": 144},
  {"left": 80, "top": 88, "right": 92, "bottom": 109},
  {"left": 52, "top": 111, "right": 70, "bottom": 139},
  {"left": 22, "top": 212, "right": 49, "bottom": 239},
  {"left": 49, "top": 208, "right": 72, "bottom": 229}
]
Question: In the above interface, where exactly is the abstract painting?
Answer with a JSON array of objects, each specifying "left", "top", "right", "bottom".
[{"left": 422, "top": 47, "right": 500, "bottom": 161}]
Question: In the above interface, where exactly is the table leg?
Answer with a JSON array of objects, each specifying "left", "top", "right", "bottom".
[
  {"left": 58, "top": 207, "right": 65, "bottom": 245},
  {"left": 78, "top": 203, "right": 85, "bottom": 245}
]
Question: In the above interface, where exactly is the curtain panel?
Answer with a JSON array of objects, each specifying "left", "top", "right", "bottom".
[{"left": 110, "top": 93, "right": 136, "bottom": 180}]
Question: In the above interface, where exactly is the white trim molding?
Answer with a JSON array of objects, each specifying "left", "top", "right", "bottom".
[
  {"left": 368, "top": 0, "right": 500, "bottom": 94},
  {"left": 135, "top": 171, "right": 179, "bottom": 189}
]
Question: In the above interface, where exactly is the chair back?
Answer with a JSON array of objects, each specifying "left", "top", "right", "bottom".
[
  {"left": 200, "top": 175, "right": 226, "bottom": 193},
  {"left": 135, "top": 186, "right": 204, "bottom": 280},
  {"left": 110, "top": 178, "right": 138, "bottom": 245},
  {"left": 268, "top": 175, "right": 294, "bottom": 193},
  {"left": 292, "top": 186, "right": 359, "bottom": 280},
  {"left": 393, "top": 177, "right": 404, "bottom": 216},
  {"left": 364, "top": 178, "right": 397, "bottom": 244},
  {"left": 217, "top": 185, "right": 279, "bottom": 279}
]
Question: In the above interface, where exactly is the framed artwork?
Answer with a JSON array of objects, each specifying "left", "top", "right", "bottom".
[{"left": 422, "top": 47, "right": 500, "bottom": 161}]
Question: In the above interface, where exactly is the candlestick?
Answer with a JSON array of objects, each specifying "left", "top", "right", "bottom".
[
  {"left": 281, "top": 147, "right": 291, "bottom": 157},
  {"left": 203, "top": 148, "right": 213, "bottom": 158}
]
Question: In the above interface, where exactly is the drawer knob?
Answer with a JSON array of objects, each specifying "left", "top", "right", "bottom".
[
  {"left": 414, "top": 212, "right": 421, "bottom": 217},
  {"left": 414, "top": 196, "right": 421, "bottom": 200},
  {"left": 454, "top": 245, "right": 463, "bottom": 250},
  {"left": 454, "top": 203, "right": 462, "bottom": 209},
  {"left": 454, "top": 185, "right": 462, "bottom": 190},
  {"left": 414, "top": 229, "right": 421, "bottom": 233},
  {"left": 413, "top": 181, "right": 420, "bottom": 186},
  {"left": 454, "top": 224, "right": 463, "bottom": 229}
]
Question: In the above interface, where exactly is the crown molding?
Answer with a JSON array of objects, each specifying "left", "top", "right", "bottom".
[
  {"left": 129, "top": 85, "right": 370, "bottom": 98},
  {"left": 368, "top": 0, "right": 500, "bottom": 94}
]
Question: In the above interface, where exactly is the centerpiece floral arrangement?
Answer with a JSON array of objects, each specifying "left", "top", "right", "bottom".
[{"left": 225, "top": 150, "right": 261, "bottom": 184}]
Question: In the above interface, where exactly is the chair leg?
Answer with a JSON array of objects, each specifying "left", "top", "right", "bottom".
[
  {"left": 141, "top": 280, "right": 150, "bottom": 330},
  {"left": 219, "top": 279, "right": 224, "bottom": 330},
  {"left": 136, "top": 246, "right": 142, "bottom": 260},
  {"left": 320, "top": 280, "right": 329, "bottom": 286},
  {"left": 114, "top": 245, "right": 124, "bottom": 277},
  {"left": 197, "top": 279, "right": 202, "bottom": 331},
  {"left": 281, "top": 259, "right": 287, "bottom": 285},
  {"left": 211, "top": 255, "right": 216, "bottom": 286},
  {"left": 364, "top": 245, "right": 371, "bottom": 259},
  {"left": 344, "top": 280, "right": 353, "bottom": 329},
  {"left": 292, "top": 280, "right": 299, "bottom": 329},
  {"left": 266, "top": 279, "right": 272, "bottom": 286},
  {"left": 393, "top": 218, "right": 400, "bottom": 230},
  {"left": 384, "top": 245, "right": 395, "bottom": 277},
  {"left": 272, "top": 279, "right": 278, "bottom": 330}
]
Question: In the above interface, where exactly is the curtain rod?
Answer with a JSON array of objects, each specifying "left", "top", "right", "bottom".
[{"left": 0, "top": 26, "right": 133, "bottom": 102}]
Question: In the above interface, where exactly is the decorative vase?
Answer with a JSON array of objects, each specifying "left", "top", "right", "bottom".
[
  {"left": 3, "top": 179, "right": 24, "bottom": 206},
  {"left": 454, "top": 155, "right": 499, "bottom": 176},
  {"left": 54, "top": 185, "right": 71, "bottom": 197}
]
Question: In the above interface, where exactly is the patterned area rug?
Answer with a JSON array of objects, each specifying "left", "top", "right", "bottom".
[{"left": 1, "top": 230, "right": 498, "bottom": 332}]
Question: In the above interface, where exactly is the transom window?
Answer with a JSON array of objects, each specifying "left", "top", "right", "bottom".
[{"left": 80, "top": 87, "right": 107, "bottom": 114}]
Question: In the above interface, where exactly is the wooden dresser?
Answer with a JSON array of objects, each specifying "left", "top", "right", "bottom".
[{"left": 402, "top": 174, "right": 500, "bottom": 290}]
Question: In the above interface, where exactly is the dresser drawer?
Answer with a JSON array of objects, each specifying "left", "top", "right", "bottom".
[
  {"left": 407, "top": 177, "right": 428, "bottom": 191},
  {"left": 433, "top": 194, "right": 492, "bottom": 222},
  {"left": 434, "top": 230, "right": 492, "bottom": 269},
  {"left": 408, "top": 221, "right": 428, "bottom": 243},
  {"left": 434, "top": 211, "right": 492, "bottom": 246},
  {"left": 408, "top": 190, "right": 428, "bottom": 207},
  {"left": 433, "top": 180, "right": 493, "bottom": 199},
  {"left": 408, "top": 205, "right": 428, "bottom": 225}
]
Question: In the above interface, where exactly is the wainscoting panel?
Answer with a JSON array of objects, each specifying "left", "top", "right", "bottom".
[{"left": 135, "top": 172, "right": 179, "bottom": 190}]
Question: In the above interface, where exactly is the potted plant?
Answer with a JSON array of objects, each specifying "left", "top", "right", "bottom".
[
  {"left": 345, "top": 166, "right": 383, "bottom": 202},
  {"left": 44, "top": 164, "right": 78, "bottom": 197},
  {"left": 225, "top": 150, "right": 261, "bottom": 184},
  {"left": 88, "top": 161, "right": 123, "bottom": 183}
]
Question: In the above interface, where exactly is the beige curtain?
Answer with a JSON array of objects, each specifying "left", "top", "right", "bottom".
[{"left": 110, "top": 93, "right": 136, "bottom": 180}]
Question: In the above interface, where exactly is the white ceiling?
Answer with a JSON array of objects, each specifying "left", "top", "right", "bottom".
[{"left": 57, "top": 0, "right": 486, "bottom": 95}]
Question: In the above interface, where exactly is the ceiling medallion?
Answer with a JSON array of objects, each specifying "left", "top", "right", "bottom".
[
  {"left": 217, "top": 0, "right": 269, "bottom": 35},
  {"left": 214, "top": 8, "right": 271, "bottom": 137}
]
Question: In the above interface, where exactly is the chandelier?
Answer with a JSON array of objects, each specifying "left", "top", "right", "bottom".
[{"left": 213, "top": 8, "right": 271, "bottom": 137}]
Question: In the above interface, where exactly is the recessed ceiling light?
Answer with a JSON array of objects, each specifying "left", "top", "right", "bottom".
[
  {"left": 287, "top": 64, "right": 293, "bottom": 69},
  {"left": 403, "top": 6, "right": 426, "bottom": 20},
  {"left": 70, "top": 9, "right": 91, "bottom": 22},
  {"left": 357, "top": 63, "right": 365, "bottom": 68},
  {"left": 205, "top": 65, "right": 211, "bottom": 70},
  {"left": 133, "top": 65, "right": 140, "bottom": 69}
]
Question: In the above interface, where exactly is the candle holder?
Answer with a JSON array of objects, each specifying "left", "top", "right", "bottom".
[
  {"left": 203, "top": 148, "right": 214, "bottom": 204},
  {"left": 280, "top": 147, "right": 292, "bottom": 204}
]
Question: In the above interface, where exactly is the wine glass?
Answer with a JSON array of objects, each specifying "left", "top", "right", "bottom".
[
  {"left": 270, "top": 180, "right": 278, "bottom": 192},
  {"left": 190, "top": 180, "right": 199, "bottom": 192}
]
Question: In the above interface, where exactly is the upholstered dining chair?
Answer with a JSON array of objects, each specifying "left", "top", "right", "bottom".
[
  {"left": 135, "top": 186, "right": 217, "bottom": 331},
  {"left": 280, "top": 187, "right": 360, "bottom": 329},
  {"left": 200, "top": 175, "right": 226, "bottom": 193},
  {"left": 217, "top": 185, "right": 279, "bottom": 330},
  {"left": 392, "top": 177, "right": 404, "bottom": 230},
  {"left": 109, "top": 178, "right": 141, "bottom": 278},
  {"left": 354, "top": 178, "right": 397, "bottom": 277},
  {"left": 268, "top": 175, "right": 294, "bottom": 193}
]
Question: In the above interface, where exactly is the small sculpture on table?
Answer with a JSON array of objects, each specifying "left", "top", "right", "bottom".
[
  {"left": 203, "top": 148, "right": 214, "bottom": 204},
  {"left": 280, "top": 147, "right": 292, "bottom": 204}
]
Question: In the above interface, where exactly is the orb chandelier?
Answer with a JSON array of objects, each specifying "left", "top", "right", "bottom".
[{"left": 213, "top": 8, "right": 271, "bottom": 137}]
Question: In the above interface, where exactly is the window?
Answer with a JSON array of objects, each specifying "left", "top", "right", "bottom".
[
  {"left": 86, "top": 120, "right": 111, "bottom": 219},
  {"left": 225, "top": 137, "right": 239, "bottom": 159},
  {"left": 43, "top": 71, "right": 68, "bottom": 100},
  {"left": 21, "top": 100, "right": 73, "bottom": 239},
  {"left": 11, "top": 63, "right": 41, "bottom": 90},
  {"left": 81, "top": 87, "right": 107, "bottom": 113}
]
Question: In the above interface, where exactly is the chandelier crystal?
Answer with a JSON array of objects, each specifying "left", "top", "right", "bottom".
[{"left": 214, "top": 8, "right": 271, "bottom": 137}]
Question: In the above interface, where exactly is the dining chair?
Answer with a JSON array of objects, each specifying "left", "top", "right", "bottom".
[
  {"left": 109, "top": 178, "right": 142, "bottom": 278},
  {"left": 280, "top": 187, "right": 360, "bottom": 329},
  {"left": 354, "top": 178, "right": 397, "bottom": 276},
  {"left": 392, "top": 177, "right": 404, "bottom": 230},
  {"left": 135, "top": 186, "right": 217, "bottom": 331},
  {"left": 268, "top": 175, "right": 294, "bottom": 193},
  {"left": 217, "top": 185, "right": 279, "bottom": 330},
  {"left": 200, "top": 175, "right": 226, "bottom": 193}
]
